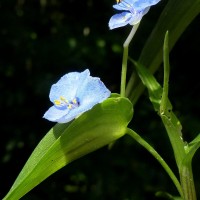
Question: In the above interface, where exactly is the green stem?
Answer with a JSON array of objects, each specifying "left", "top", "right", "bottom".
[
  {"left": 121, "top": 23, "right": 140, "bottom": 97},
  {"left": 179, "top": 143, "right": 198, "bottom": 200},
  {"left": 126, "top": 128, "right": 184, "bottom": 198},
  {"left": 180, "top": 163, "right": 197, "bottom": 200}
]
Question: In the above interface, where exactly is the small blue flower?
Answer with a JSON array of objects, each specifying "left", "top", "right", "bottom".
[
  {"left": 43, "top": 69, "right": 111, "bottom": 123},
  {"left": 109, "top": 0, "right": 160, "bottom": 30}
]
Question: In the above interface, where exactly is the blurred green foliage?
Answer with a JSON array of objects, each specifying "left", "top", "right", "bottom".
[{"left": 1, "top": 0, "right": 200, "bottom": 199}]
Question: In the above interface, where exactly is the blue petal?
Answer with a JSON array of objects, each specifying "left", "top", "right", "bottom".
[
  {"left": 44, "top": 69, "right": 111, "bottom": 123},
  {"left": 59, "top": 76, "right": 111, "bottom": 123},
  {"left": 113, "top": 0, "right": 135, "bottom": 11},
  {"left": 43, "top": 105, "right": 70, "bottom": 122},
  {"left": 109, "top": 0, "right": 160, "bottom": 29},
  {"left": 133, "top": 0, "right": 160, "bottom": 10},
  {"left": 128, "top": 7, "right": 150, "bottom": 25},
  {"left": 113, "top": 0, "right": 160, "bottom": 12},
  {"left": 109, "top": 12, "right": 133, "bottom": 29},
  {"left": 113, "top": 0, "right": 160, "bottom": 11},
  {"left": 49, "top": 69, "right": 90, "bottom": 103},
  {"left": 78, "top": 76, "right": 111, "bottom": 107}
]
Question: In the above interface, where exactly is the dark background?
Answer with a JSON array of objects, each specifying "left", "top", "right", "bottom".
[{"left": 1, "top": 0, "right": 200, "bottom": 199}]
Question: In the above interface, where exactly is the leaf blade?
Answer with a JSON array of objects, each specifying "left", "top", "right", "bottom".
[{"left": 3, "top": 97, "right": 133, "bottom": 200}]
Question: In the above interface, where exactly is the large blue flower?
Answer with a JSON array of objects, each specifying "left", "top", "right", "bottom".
[
  {"left": 109, "top": 0, "right": 160, "bottom": 29},
  {"left": 43, "top": 69, "right": 111, "bottom": 123}
]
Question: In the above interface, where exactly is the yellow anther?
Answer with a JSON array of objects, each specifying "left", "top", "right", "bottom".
[
  {"left": 54, "top": 97, "right": 79, "bottom": 109},
  {"left": 72, "top": 98, "right": 77, "bottom": 104},
  {"left": 60, "top": 96, "right": 68, "bottom": 103},
  {"left": 68, "top": 104, "right": 72, "bottom": 109},
  {"left": 116, "top": 0, "right": 121, "bottom": 3},
  {"left": 54, "top": 100, "right": 61, "bottom": 105}
]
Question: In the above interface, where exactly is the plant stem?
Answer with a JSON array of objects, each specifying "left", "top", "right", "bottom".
[
  {"left": 179, "top": 143, "right": 198, "bottom": 200},
  {"left": 126, "top": 128, "right": 184, "bottom": 198},
  {"left": 180, "top": 163, "right": 197, "bottom": 200},
  {"left": 120, "top": 23, "right": 140, "bottom": 97}
]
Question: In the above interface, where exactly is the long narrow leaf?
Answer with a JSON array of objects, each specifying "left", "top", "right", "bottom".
[{"left": 130, "top": 58, "right": 185, "bottom": 168}]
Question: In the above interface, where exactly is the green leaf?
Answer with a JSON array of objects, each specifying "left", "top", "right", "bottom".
[
  {"left": 160, "top": 31, "right": 170, "bottom": 115},
  {"left": 189, "top": 134, "right": 200, "bottom": 146},
  {"left": 128, "top": 0, "right": 200, "bottom": 104},
  {"left": 185, "top": 133, "right": 200, "bottom": 160},
  {"left": 129, "top": 58, "right": 162, "bottom": 111},
  {"left": 140, "top": 0, "right": 200, "bottom": 72},
  {"left": 3, "top": 96, "right": 133, "bottom": 200},
  {"left": 130, "top": 58, "right": 185, "bottom": 168},
  {"left": 184, "top": 134, "right": 200, "bottom": 160}
]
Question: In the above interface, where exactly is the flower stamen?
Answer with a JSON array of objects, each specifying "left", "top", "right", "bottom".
[
  {"left": 60, "top": 96, "right": 68, "bottom": 103},
  {"left": 68, "top": 98, "right": 80, "bottom": 109},
  {"left": 54, "top": 96, "right": 68, "bottom": 107},
  {"left": 54, "top": 96, "right": 80, "bottom": 110}
]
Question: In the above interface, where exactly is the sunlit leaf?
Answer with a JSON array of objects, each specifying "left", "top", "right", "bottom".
[{"left": 3, "top": 96, "right": 133, "bottom": 200}]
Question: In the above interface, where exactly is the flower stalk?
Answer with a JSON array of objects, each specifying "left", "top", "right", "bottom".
[
  {"left": 126, "top": 128, "right": 183, "bottom": 198},
  {"left": 121, "top": 23, "right": 140, "bottom": 97}
]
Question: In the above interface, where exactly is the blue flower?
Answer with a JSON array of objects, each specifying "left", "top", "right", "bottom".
[
  {"left": 43, "top": 69, "right": 111, "bottom": 123},
  {"left": 109, "top": 0, "right": 160, "bottom": 30}
]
